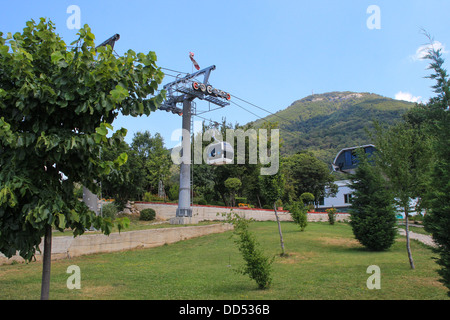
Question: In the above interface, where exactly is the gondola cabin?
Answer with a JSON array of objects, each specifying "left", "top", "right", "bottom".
[
  {"left": 332, "top": 144, "right": 376, "bottom": 174},
  {"left": 206, "top": 141, "right": 234, "bottom": 165}
]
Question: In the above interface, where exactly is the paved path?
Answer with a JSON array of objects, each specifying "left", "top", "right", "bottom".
[{"left": 398, "top": 228, "right": 437, "bottom": 248}]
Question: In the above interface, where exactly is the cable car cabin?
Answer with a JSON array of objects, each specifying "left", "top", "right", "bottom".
[
  {"left": 206, "top": 141, "right": 234, "bottom": 165},
  {"left": 332, "top": 144, "right": 376, "bottom": 174}
]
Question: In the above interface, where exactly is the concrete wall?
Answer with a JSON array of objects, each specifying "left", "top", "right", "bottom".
[
  {"left": 135, "top": 202, "right": 293, "bottom": 222},
  {"left": 0, "top": 223, "right": 233, "bottom": 265},
  {"left": 135, "top": 202, "right": 350, "bottom": 223}
]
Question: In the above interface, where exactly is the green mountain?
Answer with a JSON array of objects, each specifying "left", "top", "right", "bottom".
[{"left": 252, "top": 91, "right": 414, "bottom": 165}]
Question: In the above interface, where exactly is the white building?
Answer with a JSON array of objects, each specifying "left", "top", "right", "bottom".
[
  {"left": 317, "top": 180, "right": 353, "bottom": 213},
  {"left": 317, "top": 179, "right": 423, "bottom": 217}
]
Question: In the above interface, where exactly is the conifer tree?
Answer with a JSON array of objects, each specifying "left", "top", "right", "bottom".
[
  {"left": 422, "top": 39, "right": 450, "bottom": 295},
  {"left": 349, "top": 150, "right": 397, "bottom": 251}
]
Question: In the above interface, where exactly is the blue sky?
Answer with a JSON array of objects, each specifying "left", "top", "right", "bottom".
[{"left": 1, "top": 0, "right": 449, "bottom": 148}]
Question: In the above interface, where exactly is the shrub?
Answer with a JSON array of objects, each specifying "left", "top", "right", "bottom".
[
  {"left": 235, "top": 197, "right": 247, "bottom": 205},
  {"left": 101, "top": 202, "right": 118, "bottom": 220},
  {"left": 140, "top": 208, "right": 156, "bottom": 221},
  {"left": 290, "top": 201, "right": 308, "bottom": 231},
  {"left": 167, "top": 184, "right": 179, "bottom": 201},
  {"left": 326, "top": 208, "right": 337, "bottom": 225},
  {"left": 197, "top": 198, "right": 207, "bottom": 205},
  {"left": 143, "top": 192, "right": 164, "bottom": 202},
  {"left": 224, "top": 211, "right": 274, "bottom": 289}
]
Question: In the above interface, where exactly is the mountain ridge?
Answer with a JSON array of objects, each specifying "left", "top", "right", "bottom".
[{"left": 251, "top": 91, "right": 414, "bottom": 165}]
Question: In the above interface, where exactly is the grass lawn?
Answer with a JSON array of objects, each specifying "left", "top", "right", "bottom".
[{"left": 0, "top": 221, "right": 448, "bottom": 300}]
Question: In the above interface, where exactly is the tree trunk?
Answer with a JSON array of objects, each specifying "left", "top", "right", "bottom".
[
  {"left": 405, "top": 212, "right": 415, "bottom": 270},
  {"left": 220, "top": 193, "right": 228, "bottom": 207},
  {"left": 40, "top": 224, "right": 52, "bottom": 300},
  {"left": 256, "top": 195, "right": 262, "bottom": 209},
  {"left": 273, "top": 202, "right": 286, "bottom": 256}
]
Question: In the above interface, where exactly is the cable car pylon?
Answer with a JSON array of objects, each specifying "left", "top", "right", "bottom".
[{"left": 160, "top": 56, "right": 230, "bottom": 224}]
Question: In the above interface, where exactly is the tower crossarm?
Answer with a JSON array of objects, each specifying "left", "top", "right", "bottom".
[{"left": 163, "top": 65, "right": 216, "bottom": 91}]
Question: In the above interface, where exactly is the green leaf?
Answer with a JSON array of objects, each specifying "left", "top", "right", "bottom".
[
  {"left": 70, "top": 209, "right": 80, "bottom": 223},
  {"left": 57, "top": 213, "right": 66, "bottom": 229},
  {"left": 93, "top": 133, "right": 102, "bottom": 144},
  {"left": 95, "top": 125, "right": 108, "bottom": 136},
  {"left": 51, "top": 51, "right": 64, "bottom": 63},
  {"left": 64, "top": 92, "right": 75, "bottom": 101},
  {"left": 110, "top": 85, "right": 129, "bottom": 103},
  {"left": 115, "top": 217, "right": 130, "bottom": 233},
  {"left": 114, "top": 152, "right": 128, "bottom": 166}
]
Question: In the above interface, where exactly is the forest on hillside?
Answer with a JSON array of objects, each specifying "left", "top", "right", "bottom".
[{"left": 252, "top": 91, "right": 414, "bottom": 164}]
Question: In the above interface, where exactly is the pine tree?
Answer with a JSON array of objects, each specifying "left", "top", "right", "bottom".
[
  {"left": 349, "top": 150, "right": 397, "bottom": 251},
  {"left": 421, "top": 40, "right": 450, "bottom": 296}
]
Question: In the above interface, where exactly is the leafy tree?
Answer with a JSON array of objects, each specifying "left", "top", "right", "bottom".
[
  {"left": 100, "top": 140, "right": 146, "bottom": 207},
  {"left": 224, "top": 177, "right": 242, "bottom": 207},
  {"left": 282, "top": 152, "right": 337, "bottom": 206},
  {"left": 0, "top": 19, "right": 165, "bottom": 299},
  {"left": 192, "top": 163, "right": 215, "bottom": 203},
  {"left": 349, "top": 149, "right": 397, "bottom": 251},
  {"left": 130, "top": 131, "right": 171, "bottom": 196},
  {"left": 420, "top": 39, "right": 450, "bottom": 295},
  {"left": 374, "top": 120, "right": 433, "bottom": 267}
]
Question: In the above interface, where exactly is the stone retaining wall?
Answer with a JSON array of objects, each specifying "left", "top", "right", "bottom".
[
  {"left": 134, "top": 202, "right": 350, "bottom": 223},
  {"left": 0, "top": 223, "right": 233, "bottom": 265}
]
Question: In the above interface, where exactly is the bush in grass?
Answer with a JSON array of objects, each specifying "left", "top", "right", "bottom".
[
  {"left": 326, "top": 208, "right": 337, "bottom": 225},
  {"left": 290, "top": 201, "right": 308, "bottom": 231},
  {"left": 140, "top": 208, "right": 156, "bottom": 221},
  {"left": 223, "top": 211, "right": 274, "bottom": 289},
  {"left": 101, "top": 202, "right": 118, "bottom": 220}
]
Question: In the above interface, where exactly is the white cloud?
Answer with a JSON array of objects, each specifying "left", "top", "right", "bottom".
[
  {"left": 395, "top": 91, "right": 422, "bottom": 103},
  {"left": 410, "top": 41, "right": 447, "bottom": 61}
]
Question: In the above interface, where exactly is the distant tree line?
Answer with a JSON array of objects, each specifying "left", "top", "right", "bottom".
[{"left": 99, "top": 120, "right": 338, "bottom": 214}]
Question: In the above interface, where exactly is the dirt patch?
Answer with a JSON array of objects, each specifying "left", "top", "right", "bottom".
[
  {"left": 277, "top": 251, "right": 318, "bottom": 264},
  {"left": 409, "top": 276, "right": 446, "bottom": 289},
  {"left": 73, "top": 284, "right": 119, "bottom": 299},
  {"left": 316, "top": 236, "right": 362, "bottom": 248}
]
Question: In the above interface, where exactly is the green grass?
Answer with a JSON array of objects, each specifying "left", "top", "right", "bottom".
[{"left": 0, "top": 222, "right": 448, "bottom": 300}]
